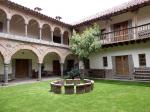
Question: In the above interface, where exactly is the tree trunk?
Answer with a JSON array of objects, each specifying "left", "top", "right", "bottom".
[{"left": 79, "top": 60, "right": 85, "bottom": 79}]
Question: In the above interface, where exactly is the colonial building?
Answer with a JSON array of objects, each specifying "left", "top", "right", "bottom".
[
  {"left": 0, "top": 0, "right": 78, "bottom": 84},
  {"left": 74, "top": 0, "right": 150, "bottom": 81},
  {"left": 0, "top": 0, "right": 150, "bottom": 84}
]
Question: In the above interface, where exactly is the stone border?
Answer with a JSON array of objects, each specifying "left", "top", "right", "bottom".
[{"left": 50, "top": 79, "right": 94, "bottom": 94}]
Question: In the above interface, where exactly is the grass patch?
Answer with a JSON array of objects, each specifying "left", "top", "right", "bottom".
[{"left": 0, "top": 80, "right": 150, "bottom": 112}]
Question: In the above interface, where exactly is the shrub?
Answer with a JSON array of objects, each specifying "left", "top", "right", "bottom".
[{"left": 67, "top": 68, "right": 80, "bottom": 79}]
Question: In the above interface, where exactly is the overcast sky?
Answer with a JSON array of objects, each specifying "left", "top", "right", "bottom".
[{"left": 10, "top": 0, "right": 129, "bottom": 24}]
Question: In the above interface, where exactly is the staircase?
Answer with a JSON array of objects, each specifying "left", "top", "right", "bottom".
[{"left": 134, "top": 68, "right": 150, "bottom": 81}]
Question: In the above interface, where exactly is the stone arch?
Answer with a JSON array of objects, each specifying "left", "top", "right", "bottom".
[
  {"left": 42, "top": 49, "right": 63, "bottom": 63},
  {"left": 53, "top": 27, "right": 62, "bottom": 43},
  {"left": 0, "top": 8, "right": 7, "bottom": 32},
  {"left": 10, "top": 13, "right": 26, "bottom": 23},
  {"left": 9, "top": 44, "right": 42, "bottom": 63},
  {"left": 62, "top": 52, "right": 74, "bottom": 63},
  {"left": 0, "top": 44, "right": 10, "bottom": 64},
  {"left": 42, "top": 24, "right": 51, "bottom": 41},
  {"left": 10, "top": 14, "right": 25, "bottom": 36},
  {"left": 63, "top": 31, "right": 70, "bottom": 45},
  {"left": 27, "top": 19, "right": 40, "bottom": 39},
  {"left": 63, "top": 53, "right": 79, "bottom": 72},
  {"left": 0, "top": 8, "right": 8, "bottom": 18}
]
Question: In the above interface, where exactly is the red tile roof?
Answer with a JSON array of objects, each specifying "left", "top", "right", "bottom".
[
  {"left": 0, "top": 0, "right": 72, "bottom": 27},
  {"left": 1, "top": 0, "right": 150, "bottom": 28},
  {"left": 73, "top": 0, "right": 150, "bottom": 27}
]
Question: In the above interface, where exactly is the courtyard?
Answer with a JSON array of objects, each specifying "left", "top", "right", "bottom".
[{"left": 0, "top": 80, "right": 150, "bottom": 112}]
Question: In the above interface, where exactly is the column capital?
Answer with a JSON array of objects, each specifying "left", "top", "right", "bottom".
[
  {"left": 4, "top": 63, "right": 10, "bottom": 66},
  {"left": 6, "top": 18, "right": 11, "bottom": 21},
  {"left": 50, "top": 29, "right": 54, "bottom": 32},
  {"left": 60, "top": 63, "right": 64, "bottom": 65}
]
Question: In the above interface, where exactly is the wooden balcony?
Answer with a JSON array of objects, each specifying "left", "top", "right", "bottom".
[{"left": 100, "top": 23, "right": 150, "bottom": 47}]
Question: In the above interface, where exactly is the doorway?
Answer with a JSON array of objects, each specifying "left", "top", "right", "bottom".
[
  {"left": 53, "top": 60, "right": 60, "bottom": 75},
  {"left": 115, "top": 56, "right": 129, "bottom": 76},
  {"left": 15, "top": 59, "right": 30, "bottom": 78}
]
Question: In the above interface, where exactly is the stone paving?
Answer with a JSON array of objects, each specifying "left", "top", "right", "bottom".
[{"left": 0, "top": 77, "right": 61, "bottom": 87}]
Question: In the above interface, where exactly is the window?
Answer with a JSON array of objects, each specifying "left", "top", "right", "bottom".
[
  {"left": 139, "top": 54, "right": 146, "bottom": 67},
  {"left": 103, "top": 57, "right": 108, "bottom": 67}
]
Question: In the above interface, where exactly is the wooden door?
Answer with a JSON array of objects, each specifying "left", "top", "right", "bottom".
[
  {"left": 15, "top": 59, "right": 29, "bottom": 78},
  {"left": 53, "top": 60, "right": 60, "bottom": 75},
  {"left": 0, "top": 22, "right": 3, "bottom": 32},
  {"left": 116, "top": 56, "right": 129, "bottom": 76},
  {"left": 114, "top": 21, "right": 128, "bottom": 41}
]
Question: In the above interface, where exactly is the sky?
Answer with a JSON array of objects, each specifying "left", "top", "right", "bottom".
[{"left": 10, "top": 0, "right": 130, "bottom": 24}]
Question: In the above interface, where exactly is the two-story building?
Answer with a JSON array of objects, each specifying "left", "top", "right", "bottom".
[
  {"left": 73, "top": 0, "right": 150, "bottom": 81},
  {"left": 1, "top": 0, "right": 150, "bottom": 85},
  {"left": 0, "top": 0, "right": 78, "bottom": 84}
]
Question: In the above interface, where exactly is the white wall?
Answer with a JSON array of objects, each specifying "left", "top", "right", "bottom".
[
  {"left": 138, "top": 5, "right": 150, "bottom": 26},
  {"left": 89, "top": 41, "right": 150, "bottom": 69},
  {"left": 43, "top": 53, "right": 60, "bottom": 71}
]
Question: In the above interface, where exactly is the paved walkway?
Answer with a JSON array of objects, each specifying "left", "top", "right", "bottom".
[{"left": 0, "top": 77, "right": 61, "bottom": 87}]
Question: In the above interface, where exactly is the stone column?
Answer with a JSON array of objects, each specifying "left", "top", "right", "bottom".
[
  {"left": 61, "top": 33, "right": 63, "bottom": 44},
  {"left": 4, "top": 63, "right": 9, "bottom": 85},
  {"left": 7, "top": 19, "right": 10, "bottom": 34},
  {"left": 39, "top": 28, "right": 42, "bottom": 40},
  {"left": 60, "top": 63, "right": 64, "bottom": 78},
  {"left": 25, "top": 24, "right": 28, "bottom": 37},
  {"left": 51, "top": 30, "right": 53, "bottom": 42},
  {"left": 37, "top": 63, "right": 42, "bottom": 81}
]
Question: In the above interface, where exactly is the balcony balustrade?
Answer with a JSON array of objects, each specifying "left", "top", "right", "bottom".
[{"left": 100, "top": 23, "right": 150, "bottom": 45}]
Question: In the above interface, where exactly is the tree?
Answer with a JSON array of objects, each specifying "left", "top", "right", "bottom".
[{"left": 70, "top": 24, "right": 101, "bottom": 78}]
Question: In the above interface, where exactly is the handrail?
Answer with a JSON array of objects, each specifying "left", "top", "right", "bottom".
[
  {"left": 101, "top": 23, "right": 150, "bottom": 35},
  {"left": 100, "top": 23, "right": 150, "bottom": 44}
]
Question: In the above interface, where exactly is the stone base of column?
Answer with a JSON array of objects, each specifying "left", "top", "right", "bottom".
[{"left": 2, "top": 82, "right": 8, "bottom": 86}]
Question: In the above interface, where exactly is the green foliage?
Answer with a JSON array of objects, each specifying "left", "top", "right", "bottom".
[
  {"left": 67, "top": 68, "right": 80, "bottom": 79},
  {"left": 70, "top": 24, "right": 101, "bottom": 60}
]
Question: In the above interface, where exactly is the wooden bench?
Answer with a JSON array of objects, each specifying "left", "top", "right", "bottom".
[{"left": 64, "top": 84, "right": 74, "bottom": 94}]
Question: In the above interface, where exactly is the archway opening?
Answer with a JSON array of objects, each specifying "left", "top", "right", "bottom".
[
  {"left": 53, "top": 27, "right": 61, "bottom": 44},
  {"left": 28, "top": 19, "right": 39, "bottom": 39},
  {"left": 10, "top": 14, "right": 25, "bottom": 36},
  {"left": 43, "top": 52, "right": 61, "bottom": 77},
  {"left": 11, "top": 49, "right": 39, "bottom": 79},
  {"left": 42, "top": 24, "right": 51, "bottom": 41},
  {"left": 64, "top": 54, "right": 79, "bottom": 74},
  {"left": 63, "top": 31, "right": 69, "bottom": 45},
  {"left": 0, "top": 9, "right": 7, "bottom": 33}
]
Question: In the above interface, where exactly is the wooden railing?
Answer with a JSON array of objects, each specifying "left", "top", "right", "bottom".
[{"left": 100, "top": 23, "right": 150, "bottom": 44}]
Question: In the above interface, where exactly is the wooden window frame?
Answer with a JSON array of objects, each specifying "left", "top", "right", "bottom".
[
  {"left": 138, "top": 54, "right": 146, "bottom": 67},
  {"left": 103, "top": 57, "right": 108, "bottom": 67}
]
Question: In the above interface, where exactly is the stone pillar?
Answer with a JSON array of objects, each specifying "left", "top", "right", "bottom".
[
  {"left": 60, "top": 63, "right": 64, "bottom": 78},
  {"left": 39, "top": 28, "right": 42, "bottom": 40},
  {"left": 61, "top": 33, "right": 63, "bottom": 44},
  {"left": 25, "top": 24, "right": 28, "bottom": 37},
  {"left": 38, "top": 63, "right": 42, "bottom": 81},
  {"left": 4, "top": 63, "right": 9, "bottom": 84},
  {"left": 7, "top": 19, "right": 10, "bottom": 34},
  {"left": 51, "top": 30, "right": 53, "bottom": 42}
]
